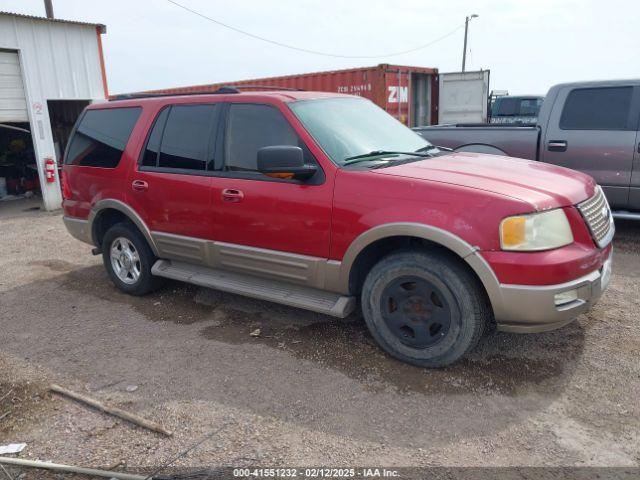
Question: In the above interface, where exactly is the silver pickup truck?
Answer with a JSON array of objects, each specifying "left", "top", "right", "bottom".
[{"left": 415, "top": 80, "right": 640, "bottom": 217}]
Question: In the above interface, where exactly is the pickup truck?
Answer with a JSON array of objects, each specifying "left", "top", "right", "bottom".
[
  {"left": 415, "top": 80, "right": 640, "bottom": 217},
  {"left": 62, "top": 89, "right": 613, "bottom": 367}
]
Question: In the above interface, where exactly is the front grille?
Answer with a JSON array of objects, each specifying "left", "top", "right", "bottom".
[{"left": 577, "top": 187, "right": 613, "bottom": 248}]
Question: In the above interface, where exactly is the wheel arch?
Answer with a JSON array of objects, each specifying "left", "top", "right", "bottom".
[
  {"left": 334, "top": 223, "right": 500, "bottom": 312},
  {"left": 454, "top": 143, "right": 507, "bottom": 156},
  {"left": 88, "top": 199, "right": 159, "bottom": 256}
]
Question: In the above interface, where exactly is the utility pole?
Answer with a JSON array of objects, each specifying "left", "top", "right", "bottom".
[
  {"left": 462, "top": 14, "right": 478, "bottom": 72},
  {"left": 44, "top": 0, "right": 54, "bottom": 19}
]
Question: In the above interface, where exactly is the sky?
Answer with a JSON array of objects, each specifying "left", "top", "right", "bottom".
[{"left": 1, "top": 0, "right": 638, "bottom": 95}]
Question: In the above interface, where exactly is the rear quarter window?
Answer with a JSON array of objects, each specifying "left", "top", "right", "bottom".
[{"left": 65, "top": 107, "right": 141, "bottom": 167}]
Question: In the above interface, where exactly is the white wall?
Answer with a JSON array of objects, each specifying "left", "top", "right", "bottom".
[{"left": 0, "top": 14, "right": 106, "bottom": 210}]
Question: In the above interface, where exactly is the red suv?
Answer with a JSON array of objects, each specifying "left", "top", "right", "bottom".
[{"left": 62, "top": 89, "right": 614, "bottom": 367}]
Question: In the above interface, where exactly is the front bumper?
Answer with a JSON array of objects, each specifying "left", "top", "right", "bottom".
[{"left": 491, "top": 249, "right": 612, "bottom": 333}]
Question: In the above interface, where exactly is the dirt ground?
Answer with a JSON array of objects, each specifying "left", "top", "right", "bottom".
[{"left": 0, "top": 197, "right": 639, "bottom": 477}]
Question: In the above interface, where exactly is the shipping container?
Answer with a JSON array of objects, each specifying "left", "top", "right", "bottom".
[
  {"left": 132, "top": 64, "right": 491, "bottom": 127},
  {"left": 138, "top": 64, "right": 439, "bottom": 127},
  {"left": 438, "top": 70, "right": 490, "bottom": 124}
]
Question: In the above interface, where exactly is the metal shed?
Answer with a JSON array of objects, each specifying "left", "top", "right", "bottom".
[{"left": 0, "top": 11, "right": 108, "bottom": 211}]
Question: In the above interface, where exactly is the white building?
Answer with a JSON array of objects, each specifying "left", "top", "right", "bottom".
[{"left": 0, "top": 11, "right": 107, "bottom": 211}]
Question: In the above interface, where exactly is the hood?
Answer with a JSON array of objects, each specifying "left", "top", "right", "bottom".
[{"left": 372, "top": 152, "right": 595, "bottom": 210}]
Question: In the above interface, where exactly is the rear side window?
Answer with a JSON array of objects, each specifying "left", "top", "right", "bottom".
[
  {"left": 225, "top": 104, "right": 303, "bottom": 172},
  {"left": 142, "top": 104, "right": 219, "bottom": 172},
  {"left": 65, "top": 107, "right": 141, "bottom": 167},
  {"left": 560, "top": 87, "right": 633, "bottom": 130}
]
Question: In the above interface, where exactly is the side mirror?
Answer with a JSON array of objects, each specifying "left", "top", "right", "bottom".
[{"left": 257, "top": 146, "right": 317, "bottom": 180}]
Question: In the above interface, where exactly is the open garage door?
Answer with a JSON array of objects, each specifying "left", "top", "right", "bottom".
[
  {"left": 0, "top": 51, "right": 39, "bottom": 204},
  {"left": 0, "top": 51, "right": 28, "bottom": 123}
]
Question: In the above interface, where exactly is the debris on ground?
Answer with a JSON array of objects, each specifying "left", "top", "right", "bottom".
[
  {"left": 0, "top": 390, "right": 13, "bottom": 404},
  {"left": 0, "top": 443, "right": 25, "bottom": 455},
  {"left": 1, "top": 208, "right": 640, "bottom": 467},
  {"left": 50, "top": 384, "right": 172, "bottom": 436},
  {"left": 0, "top": 456, "right": 146, "bottom": 480}
]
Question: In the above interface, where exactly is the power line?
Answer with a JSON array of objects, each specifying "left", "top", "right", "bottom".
[{"left": 166, "top": 0, "right": 464, "bottom": 59}]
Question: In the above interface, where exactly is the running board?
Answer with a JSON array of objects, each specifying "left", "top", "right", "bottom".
[{"left": 151, "top": 259, "right": 356, "bottom": 318}]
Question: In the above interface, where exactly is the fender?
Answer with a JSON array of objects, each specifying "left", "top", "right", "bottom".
[
  {"left": 88, "top": 199, "right": 160, "bottom": 256},
  {"left": 327, "top": 222, "right": 501, "bottom": 311}
]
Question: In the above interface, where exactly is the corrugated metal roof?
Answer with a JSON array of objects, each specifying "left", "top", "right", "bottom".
[{"left": 0, "top": 11, "right": 106, "bottom": 33}]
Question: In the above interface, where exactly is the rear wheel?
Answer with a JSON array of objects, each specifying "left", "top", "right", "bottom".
[
  {"left": 361, "top": 250, "right": 489, "bottom": 368},
  {"left": 102, "top": 222, "right": 164, "bottom": 296}
]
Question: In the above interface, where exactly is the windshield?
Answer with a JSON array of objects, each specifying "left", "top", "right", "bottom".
[{"left": 289, "top": 97, "right": 432, "bottom": 165}]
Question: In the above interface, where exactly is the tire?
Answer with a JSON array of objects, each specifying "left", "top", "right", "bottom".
[
  {"left": 361, "top": 250, "right": 490, "bottom": 368},
  {"left": 101, "top": 222, "right": 164, "bottom": 296}
]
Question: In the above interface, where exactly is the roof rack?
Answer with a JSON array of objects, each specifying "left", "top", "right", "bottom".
[{"left": 110, "top": 85, "right": 304, "bottom": 101}]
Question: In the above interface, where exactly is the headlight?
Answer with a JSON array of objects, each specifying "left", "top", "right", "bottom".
[{"left": 500, "top": 209, "right": 573, "bottom": 251}]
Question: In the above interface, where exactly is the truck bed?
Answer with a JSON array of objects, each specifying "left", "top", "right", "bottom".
[{"left": 413, "top": 124, "right": 540, "bottom": 161}]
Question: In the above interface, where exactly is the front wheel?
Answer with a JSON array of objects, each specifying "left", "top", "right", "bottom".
[
  {"left": 361, "top": 250, "right": 490, "bottom": 368},
  {"left": 102, "top": 222, "right": 164, "bottom": 296}
]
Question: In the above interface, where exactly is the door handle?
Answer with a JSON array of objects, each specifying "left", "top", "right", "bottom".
[
  {"left": 221, "top": 188, "right": 244, "bottom": 203},
  {"left": 548, "top": 140, "right": 568, "bottom": 152},
  {"left": 131, "top": 180, "right": 148, "bottom": 192}
]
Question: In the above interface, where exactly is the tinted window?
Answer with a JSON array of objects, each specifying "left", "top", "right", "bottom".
[
  {"left": 225, "top": 104, "right": 302, "bottom": 171},
  {"left": 156, "top": 105, "right": 218, "bottom": 171},
  {"left": 65, "top": 107, "right": 141, "bottom": 167},
  {"left": 520, "top": 98, "right": 544, "bottom": 116},
  {"left": 492, "top": 97, "right": 543, "bottom": 117},
  {"left": 142, "top": 108, "right": 169, "bottom": 168},
  {"left": 560, "top": 87, "right": 632, "bottom": 130}
]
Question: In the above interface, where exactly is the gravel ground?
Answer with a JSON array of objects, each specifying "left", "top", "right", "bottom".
[{"left": 0, "top": 198, "right": 639, "bottom": 478}]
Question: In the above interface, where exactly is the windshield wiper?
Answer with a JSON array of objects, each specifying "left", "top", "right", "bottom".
[{"left": 343, "top": 150, "right": 432, "bottom": 165}]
